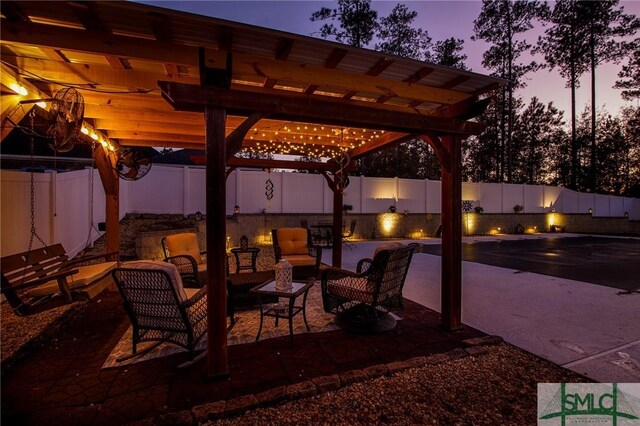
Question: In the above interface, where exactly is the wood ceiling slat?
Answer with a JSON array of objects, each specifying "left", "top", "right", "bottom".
[
  {"left": 304, "top": 47, "right": 348, "bottom": 95},
  {"left": 440, "top": 75, "right": 471, "bottom": 90},
  {"left": 264, "top": 37, "right": 295, "bottom": 89},
  {"left": 343, "top": 57, "right": 394, "bottom": 100}
]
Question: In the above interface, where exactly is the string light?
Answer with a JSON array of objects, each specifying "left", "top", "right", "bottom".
[{"left": 238, "top": 120, "right": 385, "bottom": 159}]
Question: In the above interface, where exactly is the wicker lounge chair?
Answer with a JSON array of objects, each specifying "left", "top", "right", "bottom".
[
  {"left": 112, "top": 261, "right": 207, "bottom": 367},
  {"left": 321, "top": 242, "right": 417, "bottom": 332},
  {"left": 271, "top": 228, "right": 322, "bottom": 279},
  {"left": 162, "top": 233, "right": 206, "bottom": 287}
]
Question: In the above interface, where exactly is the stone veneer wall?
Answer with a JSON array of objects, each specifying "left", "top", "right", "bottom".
[
  {"left": 135, "top": 227, "right": 201, "bottom": 260},
  {"left": 133, "top": 213, "right": 638, "bottom": 259}
]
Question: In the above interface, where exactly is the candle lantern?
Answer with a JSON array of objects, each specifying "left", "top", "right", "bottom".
[{"left": 274, "top": 259, "right": 293, "bottom": 291}]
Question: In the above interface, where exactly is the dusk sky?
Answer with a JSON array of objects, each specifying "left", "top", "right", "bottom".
[{"left": 142, "top": 1, "right": 640, "bottom": 120}]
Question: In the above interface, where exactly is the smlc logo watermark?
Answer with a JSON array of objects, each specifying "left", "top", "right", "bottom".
[{"left": 538, "top": 383, "right": 640, "bottom": 425}]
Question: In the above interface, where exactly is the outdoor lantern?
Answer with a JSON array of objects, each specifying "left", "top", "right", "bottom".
[
  {"left": 624, "top": 212, "right": 629, "bottom": 218},
  {"left": 195, "top": 211, "right": 202, "bottom": 221},
  {"left": 234, "top": 205, "right": 240, "bottom": 215},
  {"left": 588, "top": 208, "right": 593, "bottom": 214},
  {"left": 274, "top": 259, "right": 293, "bottom": 291}
]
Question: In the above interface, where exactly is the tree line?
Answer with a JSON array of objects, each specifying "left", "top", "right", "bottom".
[{"left": 309, "top": 0, "right": 640, "bottom": 197}]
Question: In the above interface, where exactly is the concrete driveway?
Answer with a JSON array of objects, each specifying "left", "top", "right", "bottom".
[{"left": 330, "top": 234, "right": 640, "bottom": 382}]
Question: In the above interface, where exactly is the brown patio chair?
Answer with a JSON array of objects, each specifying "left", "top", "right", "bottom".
[
  {"left": 111, "top": 261, "right": 207, "bottom": 367},
  {"left": 162, "top": 232, "right": 206, "bottom": 287},
  {"left": 321, "top": 242, "right": 417, "bottom": 332},
  {"left": 342, "top": 219, "right": 357, "bottom": 249},
  {"left": 271, "top": 227, "right": 322, "bottom": 279}
]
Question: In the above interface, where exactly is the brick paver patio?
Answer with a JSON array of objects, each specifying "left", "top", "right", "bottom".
[{"left": 1, "top": 291, "right": 484, "bottom": 425}]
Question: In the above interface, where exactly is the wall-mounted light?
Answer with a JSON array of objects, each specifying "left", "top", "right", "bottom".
[
  {"left": 588, "top": 208, "right": 593, "bottom": 214},
  {"left": 624, "top": 212, "right": 629, "bottom": 218},
  {"left": 234, "top": 205, "right": 240, "bottom": 215}
]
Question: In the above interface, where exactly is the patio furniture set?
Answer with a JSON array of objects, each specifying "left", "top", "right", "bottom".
[{"left": 1, "top": 227, "right": 417, "bottom": 367}]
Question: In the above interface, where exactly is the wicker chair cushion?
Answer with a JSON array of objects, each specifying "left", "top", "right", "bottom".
[
  {"left": 184, "top": 287, "right": 200, "bottom": 299},
  {"left": 281, "top": 254, "right": 317, "bottom": 266},
  {"left": 26, "top": 261, "right": 118, "bottom": 297},
  {"left": 276, "top": 228, "right": 309, "bottom": 255},
  {"left": 327, "top": 277, "right": 375, "bottom": 304},
  {"left": 165, "top": 233, "right": 202, "bottom": 263},
  {"left": 373, "top": 242, "right": 404, "bottom": 257},
  {"left": 121, "top": 260, "right": 188, "bottom": 301}
]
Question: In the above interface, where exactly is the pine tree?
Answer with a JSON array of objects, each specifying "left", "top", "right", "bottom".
[
  {"left": 310, "top": 0, "right": 378, "bottom": 48},
  {"left": 432, "top": 38, "right": 469, "bottom": 70},
  {"left": 512, "top": 97, "right": 565, "bottom": 184},
  {"left": 375, "top": 4, "right": 431, "bottom": 60},
  {"left": 578, "top": 0, "right": 640, "bottom": 192},
  {"left": 473, "top": 0, "right": 547, "bottom": 183},
  {"left": 614, "top": 44, "right": 640, "bottom": 100},
  {"left": 536, "top": 0, "right": 590, "bottom": 190}
]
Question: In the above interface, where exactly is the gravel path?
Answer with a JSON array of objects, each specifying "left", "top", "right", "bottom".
[{"left": 209, "top": 344, "right": 587, "bottom": 426}]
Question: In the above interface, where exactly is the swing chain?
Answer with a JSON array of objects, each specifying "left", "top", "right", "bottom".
[
  {"left": 85, "top": 143, "right": 98, "bottom": 249},
  {"left": 28, "top": 110, "right": 46, "bottom": 251}
]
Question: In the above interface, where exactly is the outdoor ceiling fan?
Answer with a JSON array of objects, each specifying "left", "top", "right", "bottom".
[
  {"left": 116, "top": 147, "right": 153, "bottom": 181},
  {"left": 46, "top": 88, "right": 85, "bottom": 153}
]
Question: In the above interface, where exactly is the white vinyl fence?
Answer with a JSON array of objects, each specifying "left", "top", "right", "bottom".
[{"left": 2, "top": 165, "right": 639, "bottom": 257}]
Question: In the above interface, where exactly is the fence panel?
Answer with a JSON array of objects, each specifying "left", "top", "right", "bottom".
[
  {"left": 362, "top": 177, "right": 396, "bottom": 213},
  {"left": 524, "top": 185, "right": 545, "bottom": 213},
  {"left": 128, "top": 166, "right": 184, "bottom": 213},
  {"left": 426, "top": 180, "right": 441, "bottom": 213},
  {"left": 239, "top": 170, "right": 282, "bottom": 213},
  {"left": 282, "top": 173, "right": 324, "bottom": 213},
  {"left": 610, "top": 195, "right": 625, "bottom": 217},
  {"left": 479, "top": 183, "right": 502, "bottom": 213},
  {"left": 578, "top": 192, "right": 595, "bottom": 215},
  {"left": 502, "top": 183, "right": 525, "bottom": 213},
  {"left": 397, "top": 178, "right": 424, "bottom": 213},
  {"left": 559, "top": 189, "right": 579, "bottom": 214},
  {"left": 543, "top": 186, "right": 563, "bottom": 212},
  {"left": 594, "top": 194, "right": 610, "bottom": 216},
  {"left": 343, "top": 175, "right": 362, "bottom": 214}
]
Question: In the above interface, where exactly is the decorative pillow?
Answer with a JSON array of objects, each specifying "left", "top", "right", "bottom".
[
  {"left": 121, "top": 260, "right": 188, "bottom": 301},
  {"left": 276, "top": 228, "right": 309, "bottom": 255},
  {"left": 165, "top": 233, "right": 202, "bottom": 263}
]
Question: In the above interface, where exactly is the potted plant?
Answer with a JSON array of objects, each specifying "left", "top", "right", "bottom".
[
  {"left": 389, "top": 205, "right": 396, "bottom": 213},
  {"left": 474, "top": 206, "right": 484, "bottom": 214},
  {"left": 513, "top": 204, "right": 524, "bottom": 213},
  {"left": 342, "top": 204, "right": 353, "bottom": 212}
]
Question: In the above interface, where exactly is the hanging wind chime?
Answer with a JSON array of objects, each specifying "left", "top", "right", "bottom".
[
  {"left": 265, "top": 168, "right": 274, "bottom": 210},
  {"left": 335, "top": 128, "right": 350, "bottom": 194}
]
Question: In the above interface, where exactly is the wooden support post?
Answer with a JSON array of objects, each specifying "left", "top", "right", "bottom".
[
  {"left": 205, "top": 106, "right": 229, "bottom": 378},
  {"left": 332, "top": 173, "right": 343, "bottom": 268},
  {"left": 93, "top": 146, "right": 119, "bottom": 260},
  {"left": 440, "top": 134, "right": 462, "bottom": 331}
]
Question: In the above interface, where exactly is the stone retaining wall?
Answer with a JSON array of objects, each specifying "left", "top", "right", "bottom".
[{"left": 131, "top": 213, "right": 638, "bottom": 259}]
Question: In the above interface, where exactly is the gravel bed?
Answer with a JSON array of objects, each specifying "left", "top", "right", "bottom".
[
  {"left": 1, "top": 301, "right": 81, "bottom": 364},
  {"left": 209, "top": 344, "right": 588, "bottom": 426}
]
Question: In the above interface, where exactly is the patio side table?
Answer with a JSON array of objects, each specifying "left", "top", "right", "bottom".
[
  {"left": 230, "top": 247, "right": 260, "bottom": 273},
  {"left": 250, "top": 279, "right": 314, "bottom": 344}
]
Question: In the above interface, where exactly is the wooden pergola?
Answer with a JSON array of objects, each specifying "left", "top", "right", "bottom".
[{"left": 1, "top": 1, "right": 505, "bottom": 378}]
